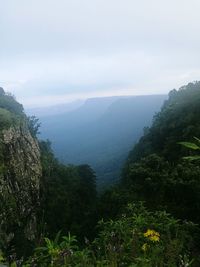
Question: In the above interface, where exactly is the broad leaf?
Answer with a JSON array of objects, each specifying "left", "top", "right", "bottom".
[
  {"left": 178, "top": 142, "right": 200, "bottom": 150},
  {"left": 183, "top": 156, "right": 200, "bottom": 161}
]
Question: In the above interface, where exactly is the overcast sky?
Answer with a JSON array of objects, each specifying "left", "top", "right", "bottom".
[{"left": 1, "top": 0, "right": 200, "bottom": 107}]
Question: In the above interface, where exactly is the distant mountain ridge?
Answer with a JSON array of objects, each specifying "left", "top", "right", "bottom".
[
  {"left": 25, "top": 99, "right": 84, "bottom": 117},
  {"left": 34, "top": 94, "right": 167, "bottom": 187}
]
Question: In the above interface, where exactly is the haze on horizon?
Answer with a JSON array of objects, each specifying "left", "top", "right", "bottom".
[{"left": 1, "top": 0, "right": 200, "bottom": 108}]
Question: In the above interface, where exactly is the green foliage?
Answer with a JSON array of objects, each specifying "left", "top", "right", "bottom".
[
  {"left": 22, "top": 203, "right": 198, "bottom": 266},
  {"left": 178, "top": 142, "right": 200, "bottom": 151},
  {"left": 122, "top": 154, "right": 200, "bottom": 223},
  {"left": 0, "top": 90, "right": 24, "bottom": 131},
  {"left": 179, "top": 137, "right": 200, "bottom": 161},
  {"left": 120, "top": 82, "right": 200, "bottom": 224},
  {"left": 0, "top": 108, "right": 21, "bottom": 129},
  {"left": 0, "top": 108, "right": 13, "bottom": 128},
  {"left": 0, "top": 92, "right": 23, "bottom": 115},
  {"left": 127, "top": 81, "right": 200, "bottom": 164},
  {"left": 27, "top": 115, "right": 41, "bottom": 137}
]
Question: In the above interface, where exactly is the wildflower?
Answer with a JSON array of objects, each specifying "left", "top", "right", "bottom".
[
  {"left": 141, "top": 243, "right": 149, "bottom": 252},
  {"left": 144, "top": 229, "right": 160, "bottom": 242}
]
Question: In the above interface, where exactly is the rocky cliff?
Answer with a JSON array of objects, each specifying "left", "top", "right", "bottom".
[{"left": 0, "top": 88, "right": 42, "bottom": 255}]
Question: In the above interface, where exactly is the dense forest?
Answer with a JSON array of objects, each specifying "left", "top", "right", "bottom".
[{"left": 1, "top": 82, "right": 200, "bottom": 266}]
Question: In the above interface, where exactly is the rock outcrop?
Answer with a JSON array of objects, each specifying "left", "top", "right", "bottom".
[
  {"left": 1, "top": 123, "right": 41, "bottom": 236},
  {"left": 0, "top": 91, "right": 42, "bottom": 254}
]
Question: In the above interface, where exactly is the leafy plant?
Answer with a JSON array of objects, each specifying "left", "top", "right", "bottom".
[{"left": 179, "top": 137, "right": 200, "bottom": 161}]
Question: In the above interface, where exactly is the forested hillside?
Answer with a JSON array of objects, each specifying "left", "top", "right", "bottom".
[
  {"left": 38, "top": 95, "right": 166, "bottom": 187},
  {"left": 100, "top": 81, "right": 200, "bottom": 227},
  {"left": 127, "top": 82, "right": 200, "bottom": 163},
  {"left": 118, "top": 82, "right": 200, "bottom": 225}
]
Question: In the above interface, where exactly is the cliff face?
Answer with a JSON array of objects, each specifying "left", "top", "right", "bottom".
[
  {"left": 0, "top": 90, "right": 42, "bottom": 253},
  {"left": 1, "top": 124, "right": 42, "bottom": 237}
]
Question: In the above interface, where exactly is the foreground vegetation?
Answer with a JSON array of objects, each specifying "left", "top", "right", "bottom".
[{"left": 1, "top": 203, "right": 198, "bottom": 267}]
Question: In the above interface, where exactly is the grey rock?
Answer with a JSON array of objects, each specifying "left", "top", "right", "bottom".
[{"left": 0, "top": 121, "right": 42, "bottom": 244}]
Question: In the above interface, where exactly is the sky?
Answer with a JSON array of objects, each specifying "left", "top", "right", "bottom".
[{"left": 1, "top": 0, "right": 200, "bottom": 108}]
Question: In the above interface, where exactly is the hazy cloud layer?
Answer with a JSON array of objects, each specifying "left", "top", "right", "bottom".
[{"left": 1, "top": 0, "right": 200, "bottom": 107}]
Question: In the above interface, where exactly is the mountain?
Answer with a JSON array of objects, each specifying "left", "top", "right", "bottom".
[{"left": 37, "top": 95, "right": 167, "bottom": 187}]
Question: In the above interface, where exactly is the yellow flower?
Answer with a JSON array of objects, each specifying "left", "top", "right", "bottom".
[
  {"left": 144, "top": 229, "right": 160, "bottom": 242},
  {"left": 141, "top": 243, "right": 149, "bottom": 252}
]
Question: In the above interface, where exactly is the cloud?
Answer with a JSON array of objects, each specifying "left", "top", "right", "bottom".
[{"left": 1, "top": 0, "right": 200, "bottom": 107}]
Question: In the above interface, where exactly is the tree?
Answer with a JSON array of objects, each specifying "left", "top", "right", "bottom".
[{"left": 27, "top": 116, "right": 41, "bottom": 137}]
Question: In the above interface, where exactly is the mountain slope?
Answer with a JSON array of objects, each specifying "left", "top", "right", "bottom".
[
  {"left": 126, "top": 82, "right": 200, "bottom": 164},
  {"left": 117, "top": 81, "right": 200, "bottom": 224}
]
